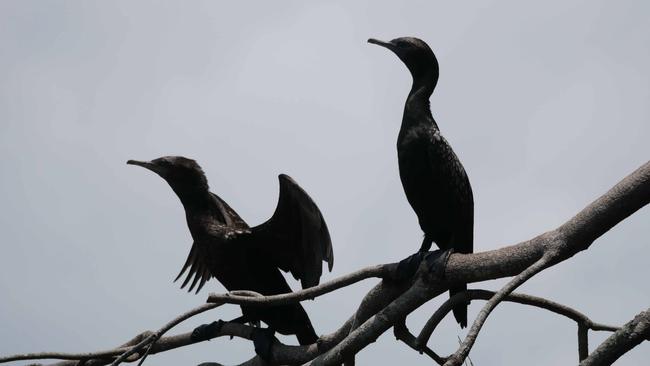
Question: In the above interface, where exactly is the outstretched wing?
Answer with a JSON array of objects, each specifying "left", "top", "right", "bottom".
[{"left": 252, "top": 174, "right": 334, "bottom": 289}]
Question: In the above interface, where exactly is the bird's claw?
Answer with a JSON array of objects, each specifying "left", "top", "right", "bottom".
[
  {"left": 252, "top": 328, "right": 277, "bottom": 361},
  {"left": 191, "top": 320, "right": 225, "bottom": 342},
  {"left": 386, "top": 251, "right": 426, "bottom": 282},
  {"left": 424, "top": 249, "right": 453, "bottom": 280},
  {"left": 384, "top": 249, "right": 452, "bottom": 283}
]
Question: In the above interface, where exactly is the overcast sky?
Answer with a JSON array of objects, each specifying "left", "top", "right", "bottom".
[{"left": 1, "top": 1, "right": 648, "bottom": 365}]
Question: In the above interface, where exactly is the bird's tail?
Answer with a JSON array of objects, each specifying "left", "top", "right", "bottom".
[{"left": 449, "top": 284, "right": 468, "bottom": 328}]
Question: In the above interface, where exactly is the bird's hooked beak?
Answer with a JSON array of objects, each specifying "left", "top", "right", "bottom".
[
  {"left": 127, "top": 159, "right": 165, "bottom": 176},
  {"left": 368, "top": 38, "right": 396, "bottom": 52}
]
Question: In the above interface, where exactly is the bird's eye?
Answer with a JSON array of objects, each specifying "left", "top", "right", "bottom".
[
  {"left": 396, "top": 40, "right": 411, "bottom": 49},
  {"left": 155, "top": 158, "right": 171, "bottom": 166}
]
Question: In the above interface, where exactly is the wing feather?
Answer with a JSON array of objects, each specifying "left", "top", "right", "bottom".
[
  {"left": 252, "top": 174, "right": 334, "bottom": 289},
  {"left": 176, "top": 242, "right": 213, "bottom": 293}
]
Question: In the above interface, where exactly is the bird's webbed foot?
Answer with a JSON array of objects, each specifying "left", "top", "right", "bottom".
[
  {"left": 252, "top": 327, "right": 277, "bottom": 361},
  {"left": 191, "top": 320, "right": 226, "bottom": 342},
  {"left": 247, "top": 319, "right": 261, "bottom": 328},
  {"left": 384, "top": 251, "right": 427, "bottom": 282},
  {"left": 424, "top": 249, "right": 453, "bottom": 280}
]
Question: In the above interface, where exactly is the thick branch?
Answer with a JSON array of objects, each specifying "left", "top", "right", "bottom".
[
  {"left": 580, "top": 308, "right": 650, "bottom": 366},
  {"left": 310, "top": 279, "right": 445, "bottom": 365}
]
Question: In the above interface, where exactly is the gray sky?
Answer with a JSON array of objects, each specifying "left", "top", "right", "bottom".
[{"left": 1, "top": 1, "right": 648, "bottom": 365}]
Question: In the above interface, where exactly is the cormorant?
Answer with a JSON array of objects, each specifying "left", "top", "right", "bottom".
[
  {"left": 368, "top": 37, "right": 474, "bottom": 328},
  {"left": 127, "top": 156, "right": 333, "bottom": 346}
]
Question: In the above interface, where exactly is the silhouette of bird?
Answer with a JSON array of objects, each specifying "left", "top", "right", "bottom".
[
  {"left": 128, "top": 156, "right": 333, "bottom": 344},
  {"left": 368, "top": 37, "right": 474, "bottom": 328}
]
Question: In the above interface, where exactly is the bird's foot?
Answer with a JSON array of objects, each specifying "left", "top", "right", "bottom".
[
  {"left": 385, "top": 251, "right": 427, "bottom": 282},
  {"left": 424, "top": 249, "right": 453, "bottom": 280},
  {"left": 252, "top": 327, "right": 277, "bottom": 361},
  {"left": 191, "top": 320, "right": 225, "bottom": 342}
]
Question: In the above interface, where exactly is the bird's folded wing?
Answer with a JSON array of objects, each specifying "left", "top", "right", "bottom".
[
  {"left": 174, "top": 242, "right": 213, "bottom": 294},
  {"left": 427, "top": 132, "right": 474, "bottom": 253},
  {"left": 251, "top": 174, "right": 333, "bottom": 289}
]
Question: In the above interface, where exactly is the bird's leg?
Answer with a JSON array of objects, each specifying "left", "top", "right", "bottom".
[
  {"left": 252, "top": 327, "right": 277, "bottom": 361},
  {"left": 191, "top": 315, "right": 249, "bottom": 342},
  {"left": 419, "top": 235, "right": 434, "bottom": 252}
]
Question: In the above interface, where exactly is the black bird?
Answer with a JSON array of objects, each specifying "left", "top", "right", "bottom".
[
  {"left": 368, "top": 37, "right": 474, "bottom": 328},
  {"left": 127, "top": 156, "right": 333, "bottom": 345}
]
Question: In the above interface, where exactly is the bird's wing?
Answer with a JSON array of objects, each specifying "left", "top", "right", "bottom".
[
  {"left": 428, "top": 132, "right": 474, "bottom": 253},
  {"left": 251, "top": 174, "right": 333, "bottom": 289},
  {"left": 174, "top": 195, "right": 250, "bottom": 294},
  {"left": 173, "top": 241, "right": 214, "bottom": 294},
  {"left": 211, "top": 192, "right": 249, "bottom": 229}
]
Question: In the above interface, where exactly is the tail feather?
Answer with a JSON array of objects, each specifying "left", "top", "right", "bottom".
[{"left": 449, "top": 284, "right": 468, "bottom": 328}]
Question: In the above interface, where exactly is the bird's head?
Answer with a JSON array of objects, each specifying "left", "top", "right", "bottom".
[
  {"left": 127, "top": 156, "right": 209, "bottom": 196},
  {"left": 368, "top": 37, "right": 439, "bottom": 87}
]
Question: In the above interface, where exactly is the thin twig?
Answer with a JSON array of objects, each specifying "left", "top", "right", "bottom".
[
  {"left": 393, "top": 322, "right": 447, "bottom": 365},
  {"left": 110, "top": 302, "right": 222, "bottom": 366},
  {"left": 206, "top": 264, "right": 392, "bottom": 305},
  {"left": 416, "top": 289, "right": 618, "bottom": 348},
  {"left": 580, "top": 307, "right": 650, "bottom": 366}
]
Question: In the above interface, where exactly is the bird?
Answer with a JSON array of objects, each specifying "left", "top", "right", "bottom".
[
  {"left": 368, "top": 37, "right": 474, "bottom": 328},
  {"left": 127, "top": 156, "right": 333, "bottom": 346}
]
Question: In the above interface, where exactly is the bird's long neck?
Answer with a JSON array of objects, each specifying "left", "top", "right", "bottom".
[
  {"left": 402, "top": 71, "right": 438, "bottom": 131},
  {"left": 174, "top": 186, "right": 213, "bottom": 213}
]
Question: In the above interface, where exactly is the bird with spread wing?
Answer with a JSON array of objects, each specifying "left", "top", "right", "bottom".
[{"left": 128, "top": 156, "right": 333, "bottom": 351}]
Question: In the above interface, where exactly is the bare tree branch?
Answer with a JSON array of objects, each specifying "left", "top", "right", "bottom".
[
  {"left": 580, "top": 308, "right": 650, "bottom": 366},
  {"left": 110, "top": 303, "right": 221, "bottom": 366},
  {"left": 1, "top": 161, "right": 648, "bottom": 366},
  {"left": 310, "top": 161, "right": 649, "bottom": 365},
  {"left": 409, "top": 289, "right": 620, "bottom": 363},
  {"left": 417, "top": 289, "right": 617, "bottom": 348},
  {"left": 393, "top": 321, "right": 447, "bottom": 365},
  {"left": 445, "top": 257, "right": 551, "bottom": 366},
  {"left": 206, "top": 264, "right": 393, "bottom": 305}
]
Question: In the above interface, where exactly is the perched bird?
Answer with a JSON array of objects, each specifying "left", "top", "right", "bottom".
[
  {"left": 368, "top": 37, "right": 474, "bottom": 328},
  {"left": 127, "top": 156, "right": 333, "bottom": 345}
]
